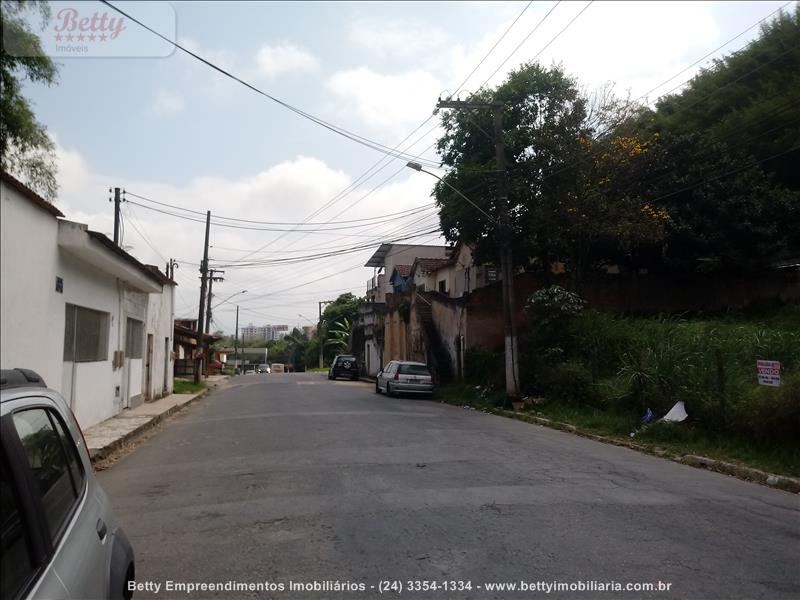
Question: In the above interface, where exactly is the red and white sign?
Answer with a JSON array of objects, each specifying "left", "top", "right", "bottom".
[{"left": 756, "top": 360, "right": 780, "bottom": 387}]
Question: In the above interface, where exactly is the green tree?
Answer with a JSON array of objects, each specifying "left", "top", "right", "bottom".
[
  {"left": 652, "top": 6, "right": 800, "bottom": 190},
  {"left": 1, "top": 1, "right": 59, "bottom": 198},
  {"left": 284, "top": 328, "right": 308, "bottom": 371},
  {"left": 436, "top": 63, "right": 648, "bottom": 280},
  {"left": 320, "top": 293, "right": 361, "bottom": 364}
]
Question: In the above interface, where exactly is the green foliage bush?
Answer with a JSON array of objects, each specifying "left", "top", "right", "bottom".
[
  {"left": 520, "top": 304, "right": 800, "bottom": 444},
  {"left": 464, "top": 348, "right": 504, "bottom": 388},
  {"left": 541, "top": 361, "right": 598, "bottom": 406}
]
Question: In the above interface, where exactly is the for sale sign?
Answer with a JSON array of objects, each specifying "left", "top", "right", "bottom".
[{"left": 757, "top": 360, "right": 781, "bottom": 387}]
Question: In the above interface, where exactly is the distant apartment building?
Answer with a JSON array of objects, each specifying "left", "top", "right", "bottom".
[{"left": 240, "top": 323, "right": 289, "bottom": 342}]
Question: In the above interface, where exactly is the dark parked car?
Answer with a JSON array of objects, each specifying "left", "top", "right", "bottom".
[
  {"left": 0, "top": 368, "right": 135, "bottom": 600},
  {"left": 328, "top": 355, "right": 359, "bottom": 381}
]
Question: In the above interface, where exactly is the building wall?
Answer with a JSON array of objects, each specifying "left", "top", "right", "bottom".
[
  {"left": 146, "top": 285, "right": 174, "bottom": 401},
  {"left": 58, "top": 252, "right": 125, "bottom": 427},
  {"left": 1, "top": 181, "right": 172, "bottom": 429},
  {"left": 376, "top": 245, "right": 448, "bottom": 302},
  {"left": 0, "top": 181, "right": 63, "bottom": 390},
  {"left": 383, "top": 310, "right": 409, "bottom": 362},
  {"left": 430, "top": 297, "right": 467, "bottom": 376},
  {"left": 464, "top": 271, "right": 800, "bottom": 352}
]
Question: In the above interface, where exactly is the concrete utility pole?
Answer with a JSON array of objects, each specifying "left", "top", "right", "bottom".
[
  {"left": 203, "top": 269, "right": 224, "bottom": 377},
  {"left": 110, "top": 187, "right": 122, "bottom": 246},
  {"left": 194, "top": 210, "right": 211, "bottom": 385},
  {"left": 234, "top": 305, "right": 239, "bottom": 375},
  {"left": 436, "top": 98, "right": 520, "bottom": 400},
  {"left": 205, "top": 269, "right": 225, "bottom": 334},
  {"left": 318, "top": 300, "right": 333, "bottom": 369},
  {"left": 166, "top": 258, "right": 179, "bottom": 279}
]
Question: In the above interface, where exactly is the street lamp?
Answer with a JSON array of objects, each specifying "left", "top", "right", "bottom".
[
  {"left": 406, "top": 162, "right": 495, "bottom": 222},
  {"left": 212, "top": 289, "right": 247, "bottom": 310}
]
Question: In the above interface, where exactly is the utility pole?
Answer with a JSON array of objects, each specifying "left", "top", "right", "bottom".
[
  {"left": 194, "top": 210, "right": 211, "bottom": 385},
  {"left": 436, "top": 98, "right": 520, "bottom": 400},
  {"left": 166, "top": 258, "right": 179, "bottom": 279},
  {"left": 318, "top": 300, "right": 333, "bottom": 369},
  {"left": 110, "top": 187, "right": 122, "bottom": 246},
  {"left": 234, "top": 304, "right": 239, "bottom": 375},
  {"left": 205, "top": 269, "right": 225, "bottom": 334}
]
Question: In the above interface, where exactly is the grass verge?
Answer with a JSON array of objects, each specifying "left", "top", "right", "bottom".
[
  {"left": 173, "top": 378, "right": 207, "bottom": 394},
  {"left": 434, "top": 383, "right": 800, "bottom": 478}
]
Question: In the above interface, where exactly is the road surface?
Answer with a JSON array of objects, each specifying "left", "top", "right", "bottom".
[{"left": 99, "top": 373, "right": 799, "bottom": 599}]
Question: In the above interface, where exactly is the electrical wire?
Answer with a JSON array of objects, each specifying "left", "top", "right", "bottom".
[
  {"left": 478, "top": 0, "right": 564, "bottom": 88},
  {"left": 101, "top": 1, "right": 445, "bottom": 169}
]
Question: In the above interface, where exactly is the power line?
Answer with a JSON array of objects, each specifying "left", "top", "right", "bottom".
[
  {"left": 637, "top": 2, "right": 792, "bottom": 102},
  {"left": 455, "top": 0, "right": 535, "bottom": 92},
  {"left": 123, "top": 190, "right": 438, "bottom": 226},
  {"left": 231, "top": 0, "right": 540, "bottom": 264},
  {"left": 101, "top": 1, "right": 444, "bottom": 169},
  {"left": 479, "top": 0, "right": 564, "bottom": 88}
]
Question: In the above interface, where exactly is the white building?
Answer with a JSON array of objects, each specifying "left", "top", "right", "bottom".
[
  {"left": 365, "top": 243, "right": 450, "bottom": 303},
  {"left": 240, "top": 323, "right": 289, "bottom": 342},
  {"left": 1, "top": 173, "right": 176, "bottom": 429}
]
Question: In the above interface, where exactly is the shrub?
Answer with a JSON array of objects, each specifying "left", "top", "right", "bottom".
[
  {"left": 542, "top": 361, "right": 598, "bottom": 406},
  {"left": 525, "top": 286, "right": 586, "bottom": 348},
  {"left": 464, "top": 347, "right": 504, "bottom": 388}
]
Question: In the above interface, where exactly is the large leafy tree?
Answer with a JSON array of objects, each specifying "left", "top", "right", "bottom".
[
  {"left": 436, "top": 7, "right": 800, "bottom": 279},
  {"left": 435, "top": 63, "right": 648, "bottom": 279},
  {"left": 1, "top": 0, "right": 59, "bottom": 198},
  {"left": 652, "top": 6, "right": 800, "bottom": 190}
]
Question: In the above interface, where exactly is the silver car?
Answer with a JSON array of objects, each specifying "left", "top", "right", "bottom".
[
  {"left": 375, "top": 361, "right": 434, "bottom": 397},
  {"left": 1, "top": 368, "right": 135, "bottom": 600}
]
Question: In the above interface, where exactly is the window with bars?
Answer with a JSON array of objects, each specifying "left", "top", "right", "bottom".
[{"left": 63, "top": 305, "right": 109, "bottom": 362}]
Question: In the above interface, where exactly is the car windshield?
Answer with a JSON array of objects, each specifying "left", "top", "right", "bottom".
[{"left": 398, "top": 364, "right": 430, "bottom": 376}]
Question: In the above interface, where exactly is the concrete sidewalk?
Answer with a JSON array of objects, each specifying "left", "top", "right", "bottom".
[{"left": 85, "top": 375, "right": 228, "bottom": 461}]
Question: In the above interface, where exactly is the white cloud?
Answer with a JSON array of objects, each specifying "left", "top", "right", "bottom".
[
  {"left": 326, "top": 67, "right": 444, "bottom": 138},
  {"left": 152, "top": 90, "right": 184, "bottom": 116},
  {"left": 51, "top": 141, "right": 442, "bottom": 331},
  {"left": 255, "top": 43, "right": 319, "bottom": 79},
  {"left": 349, "top": 17, "right": 452, "bottom": 59}
]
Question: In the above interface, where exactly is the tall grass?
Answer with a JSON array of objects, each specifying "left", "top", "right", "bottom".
[{"left": 522, "top": 305, "right": 800, "bottom": 444}]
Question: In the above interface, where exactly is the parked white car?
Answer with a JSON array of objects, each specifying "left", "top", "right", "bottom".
[{"left": 375, "top": 361, "right": 433, "bottom": 397}]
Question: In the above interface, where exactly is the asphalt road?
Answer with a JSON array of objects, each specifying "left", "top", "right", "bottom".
[{"left": 99, "top": 373, "right": 800, "bottom": 600}]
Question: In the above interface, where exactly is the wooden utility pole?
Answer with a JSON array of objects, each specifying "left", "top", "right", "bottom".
[
  {"left": 436, "top": 98, "right": 520, "bottom": 400},
  {"left": 194, "top": 210, "right": 211, "bottom": 384}
]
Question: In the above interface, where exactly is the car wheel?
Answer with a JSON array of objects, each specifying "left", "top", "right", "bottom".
[
  {"left": 123, "top": 563, "right": 135, "bottom": 600},
  {"left": 375, "top": 380, "right": 381, "bottom": 394},
  {"left": 386, "top": 382, "right": 394, "bottom": 397}
]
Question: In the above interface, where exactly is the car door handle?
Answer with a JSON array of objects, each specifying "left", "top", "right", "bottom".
[{"left": 96, "top": 518, "right": 107, "bottom": 541}]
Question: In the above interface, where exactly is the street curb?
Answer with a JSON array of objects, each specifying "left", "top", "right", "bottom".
[
  {"left": 90, "top": 378, "right": 228, "bottom": 464},
  {"left": 489, "top": 408, "right": 800, "bottom": 494}
]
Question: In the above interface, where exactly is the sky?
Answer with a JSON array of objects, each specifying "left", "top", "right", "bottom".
[{"left": 19, "top": 0, "right": 794, "bottom": 334}]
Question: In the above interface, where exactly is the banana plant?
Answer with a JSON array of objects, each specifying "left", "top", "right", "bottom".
[{"left": 324, "top": 317, "right": 351, "bottom": 352}]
